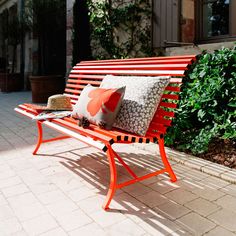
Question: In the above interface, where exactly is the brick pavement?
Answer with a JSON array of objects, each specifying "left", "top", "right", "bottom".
[{"left": 0, "top": 91, "right": 236, "bottom": 236}]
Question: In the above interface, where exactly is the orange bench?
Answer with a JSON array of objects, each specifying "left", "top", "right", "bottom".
[{"left": 15, "top": 55, "right": 196, "bottom": 210}]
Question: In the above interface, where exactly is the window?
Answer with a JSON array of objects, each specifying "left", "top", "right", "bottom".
[{"left": 196, "top": 0, "right": 236, "bottom": 42}]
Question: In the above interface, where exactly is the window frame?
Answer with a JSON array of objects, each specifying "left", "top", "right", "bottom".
[{"left": 195, "top": 0, "right": 236, "bottom": 43}]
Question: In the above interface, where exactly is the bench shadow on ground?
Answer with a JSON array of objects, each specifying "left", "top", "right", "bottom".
[{"left": 38, "top": 145, "right": 215, "bottom": 235}]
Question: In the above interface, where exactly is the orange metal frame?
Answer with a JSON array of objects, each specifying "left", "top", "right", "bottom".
[
  {"left": 32, "top": 120, "right": 177, "bottom": 210},
  {"left": 103, "top": 138, "right": 177, "bottom": 210}
]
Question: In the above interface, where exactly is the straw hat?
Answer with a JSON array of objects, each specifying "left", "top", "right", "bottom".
[
  {"left": 44, "top": 94, "right": 73, "bottom": 111},
  {"left": 26, "top": 94, "right": 73, "bottom": 112}
]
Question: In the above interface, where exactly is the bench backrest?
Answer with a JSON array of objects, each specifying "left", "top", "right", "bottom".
[{"left": 66, "top": 55, "right": 196, "bottom": 137}]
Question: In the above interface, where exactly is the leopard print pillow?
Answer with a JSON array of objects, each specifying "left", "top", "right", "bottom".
[{"left": 100, "top": 75, "right": 170, "bottom": 136}]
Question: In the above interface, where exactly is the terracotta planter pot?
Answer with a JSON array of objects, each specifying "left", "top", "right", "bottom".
[
  {"left": 29, "top": 75, "right": 65, "bottom": 103},
  {"left": 0, "top": 73, "right": 23, "bottom": 92}
]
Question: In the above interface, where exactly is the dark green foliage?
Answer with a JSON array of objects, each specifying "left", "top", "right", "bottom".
[
  {"left": 166, "top": 47, "right": 236, "bottom": 154},
  {"left": 87, "top": 0, "right": 153, "bottom": 59}
]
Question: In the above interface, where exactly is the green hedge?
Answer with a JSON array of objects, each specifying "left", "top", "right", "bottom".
[{"left": 166, "top": 47, "right": 236, "bottom": 154}]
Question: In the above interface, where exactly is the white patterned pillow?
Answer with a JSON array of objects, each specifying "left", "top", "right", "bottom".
[{"left": 100, "top": 75, "right": 170, "bottom": 136}]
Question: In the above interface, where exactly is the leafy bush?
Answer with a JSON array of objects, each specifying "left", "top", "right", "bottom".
[{"left": 166, "top": 47, "right": 236, "bottom": 154}]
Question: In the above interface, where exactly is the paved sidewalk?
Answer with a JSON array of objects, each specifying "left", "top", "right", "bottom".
[{"left": 0, "top": 91, "right": 236, "bottom": 236}]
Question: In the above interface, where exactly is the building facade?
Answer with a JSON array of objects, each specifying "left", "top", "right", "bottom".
[
  {"left": 1, "top": 0, "right": 236, "bottom": 89},
  {"left": 153, "top": 0, "right": 236, "bottom": 54}
]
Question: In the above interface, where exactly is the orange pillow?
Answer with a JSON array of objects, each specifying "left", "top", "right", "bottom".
[{"left": 72, "top": 85, "right": 125, "bottom": 129}]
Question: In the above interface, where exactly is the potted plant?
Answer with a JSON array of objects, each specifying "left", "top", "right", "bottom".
[
  {"left": 25, "top": 0, "right": 66, "bottom": 103},
  {"left": 0, "top": 7, "right": 23, "bottom": 92}
]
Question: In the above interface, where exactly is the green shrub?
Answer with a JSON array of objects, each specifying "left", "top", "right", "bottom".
[{"left": 166, "top": 47, "right": 236, "bottom": 154}]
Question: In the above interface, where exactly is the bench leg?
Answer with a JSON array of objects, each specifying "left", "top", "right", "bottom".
[
  {"left": 33, "top": 121, "right": 43, "bottom": 155},
  {"left": 158, "top": 137, "right": 177, "bottom": 182},
  {"left": 103, "top": 145, "right": 117, "bottom": 210}
]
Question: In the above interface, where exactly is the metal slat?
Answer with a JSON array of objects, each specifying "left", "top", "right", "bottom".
[
  {"left": 78, "top": 55, "right": 196, "bottom": 64},
  {"left": 74, "top": 64, "right": 188, "bottom": 70},
  {"left": 67, "top": 79, "right": 101, "bottom": 85},
  {"left": 70, "top": 69, "right": 186, "bottom": 76},
  {"left": 69, "top": 74, "right": 104, "bottom": 80},
  {"left": 77, "top": 59, "right": 193, "bottom": 66}
]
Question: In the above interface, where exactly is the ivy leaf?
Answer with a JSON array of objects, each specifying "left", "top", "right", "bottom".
[
  {"left": 228, "top": 101, "right": 236, "bottom": 107},
  {"left": 199, "top": 71, "right": 206, "bottom": 78}
]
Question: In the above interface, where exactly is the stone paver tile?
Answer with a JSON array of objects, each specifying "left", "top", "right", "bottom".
[
  {"left": 138, "top": 215, "right": 182, "bottom": 236},
  {"left": 141, "top": 175, "right": 167, "bottom": 186},
  {"left": 37, "top": 189, "right": 68, "bottom": 205},
  {"left": 136, "top": 191, "right": 168, "bottom": 208},
  {"left": 216, "top": 195, "right": 236, "bottom": 212},
  {"left": 12, "top": 201, "right": 47, "bottom": 222},
  {"left": 176, "top": 178, "right": 203, "bottom": 192},
  {"left": 122, "top": 182, "right": 152, "bottom": 197},
  {"left": 201, "top": 163, "right": 228, "bottom": 178},
  {"left": 109, "top": 192, "right": 162, "bottom": 223},
  {"left": 69, "top": 222, "right": 107, "bottom": 236},
  {"left": 149, "top": 179, "right": 180, "bottom": 194},
  {"left": 0, "top": 205, "right": 15, "bottom": 220},
  {"left": 90, "top": 210, "right": 126, "bottom": 228},
  {"left": 7, "top": 158, "right": 33, "bottom": 171},
  {"left": 169, "top": 163, "right": 193, "bottom": 175},
  {"left": 68, "top": 186, "right": 98, "bottom": 202},
  {"left": 220, "top": 184, "right": 236, "bottom": 197},
  {"left": 164, "top": 188, "right": 198, "bottom": 205},
  {"left": 182, "top": 168, "right": 210, "bottom": 181},
  {"left": 204, "top": 226, "right": 236, "bottom": 236},
  {"left": 0, "top": 194, "right": 8, "bottom": 206},
  {"left": 176, "top": 212, "right": 216, "bottom": 235},
  {"left": 0, "top": 217, "right": 22, "bottom": 235},
  {"left": 46, "top": 199, "right": 79, "bottom": 217},
  {"left": 199, "top": 176, "right": 229, "bottom": 189},
  {"left": 40, "top": 165, "right": 67, "bottom": 176},
  {"left": 192, "top": 186, "right": 225, "bottom": 201},
  {"left": 208, "top": 208, "right": 236, "bottom": 231},
  {"left": 184, "top": 198, "right": 220, "bottom": 217},
  {"left": 106, "top": 218, "right": 146, "bottom": 236},
  {"left": 17, "top": 168, "right": 47, "bottom": 185},
  {"left": 0, "top": 176, "right": 22, "bottom": 189},
  {"left": 48, "top": 174, "right": 85, "bottom": 192},
  {"left": 7, "top": 192, "right": 39, "bottom": 208},
  {"left": 27, "top": 182, "right": 58, "bottom": 195},
  {"left": 0, "top": 164, "right": 11, "bottom": 172},
  {"left": 40, "top": 227, "right": 68, "bottom": 236},
  {"left": 0, "top": 169, "right": 15, "bottom": 180},
  {"left": 220, "top": 170, "right": 236, "bottom": 184},
  {"left": 55, "top": 209, "right": 92, "bottom": 232},
  {"left": 29, "top": 158, "right": 56, "bottom": 171},
  {"left": 78, "top": 195, "right": 105, "bottom": 214},
  {"left": 11, "top": 230, "right": 29, "bottom": 236},
  {"left": 169, "top": 229, "right": 195, "bottom": 236},
  {"left": 184, "top": 158, "right": 209, "bottom": 171},
  {"left": 22, "top": 214, "right": 59, "bottom": 235},
  {"left": 155, "top": 200, "right": 191, "bottom": 220},
  {"left": 1, "top": 183, "right": 29, "bottom": 197}
]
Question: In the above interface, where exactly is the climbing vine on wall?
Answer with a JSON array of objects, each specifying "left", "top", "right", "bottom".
[{"left": 87, "top": 0, "right": 153, "bottom": 59}]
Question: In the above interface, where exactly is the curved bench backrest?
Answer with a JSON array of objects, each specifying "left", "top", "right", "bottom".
[{"left": 66, "top": 55, "right": 196, "bottom": 136}]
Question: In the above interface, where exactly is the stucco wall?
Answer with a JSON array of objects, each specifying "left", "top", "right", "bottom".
[{"left": 166, "top": 41, "right": 236, "bottom": 56}]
